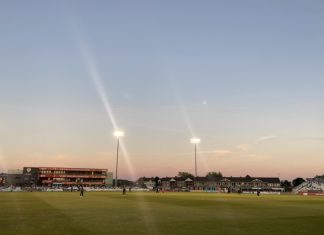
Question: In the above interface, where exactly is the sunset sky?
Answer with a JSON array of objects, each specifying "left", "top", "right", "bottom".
[{"left": 0, "top": 1, "right": 324, "bottom": 180}]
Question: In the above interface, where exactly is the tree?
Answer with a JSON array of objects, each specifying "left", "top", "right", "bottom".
[
  {"left": 281, "top": 180, "right": 292, "bottom": 192},
  {"left": 315, "top": 174, "right": 324, "bottom": 179},
  {"left": 154, "top": 176, "right": 160, "bottom": 188},
  {"left": 154, "top": 176, "right": 160, "bottom": 192},
  {"left": 292, "top": 177, "right": 305, "bottom": 187},
  {"left": 136, "top": 177, "right": 147, "bottom": 188},
  {"left": 206, "top": 171, "right": 223, "bottom": 179},
  {"left": 178, "top": 172, "right": 194, "bottom": 179},
  {"left": 113, "top": 179, "right": 134, "bottom": 187}
]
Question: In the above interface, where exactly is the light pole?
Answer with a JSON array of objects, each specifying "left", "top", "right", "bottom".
[
  {"left": 114, "top": 131, "right": 124, "bottom": 188},
  {"left": 190, "top": 138, "right": 201, "bottom": 178}
]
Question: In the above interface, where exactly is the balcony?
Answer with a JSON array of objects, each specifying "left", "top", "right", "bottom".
[{"left": 39, "top": 174, "right": 107, "bottom": 179}]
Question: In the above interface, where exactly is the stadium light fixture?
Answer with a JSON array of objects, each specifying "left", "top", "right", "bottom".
[
  {"left": 114, "top": 130, "right": 124, "bottom": 188},
  {"left": 190, "top": 138, "right": 201, "bottom": 144},
  {"left": 190, "top": 138, "right": 200, "bottom": 178},
  {"left": 114, "top": 131, "right": 124, "bottom": 137}
]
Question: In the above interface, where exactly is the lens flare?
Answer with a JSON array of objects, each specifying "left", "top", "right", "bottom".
[
  {"left": 168, "top": 78, "right": 211, "bottom": 174},
  {"left": 75, "top": 34, "right": 136, "bottom": 180}
]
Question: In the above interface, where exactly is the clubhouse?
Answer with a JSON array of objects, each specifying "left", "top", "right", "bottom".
[{"left": 22, "top": 167, "right": 113, "bottom": 187}]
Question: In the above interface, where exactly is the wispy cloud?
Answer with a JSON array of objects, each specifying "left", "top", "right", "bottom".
[
  {"left": 255, "top": 135, "right": 277, "bottom": 143},
  {"left": 235, "top": 135, "right": 277, "bottom": 152},
  {"left": 236, "top": 144, "right": 251, "bottom": 151}
]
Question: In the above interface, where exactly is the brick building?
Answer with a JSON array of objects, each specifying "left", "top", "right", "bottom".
[
  {"left": 140, "top": 175, "right": 283, "bottom": 193},
  {"left": 23, "top": 167, "right": 113, "bottom": 187}
]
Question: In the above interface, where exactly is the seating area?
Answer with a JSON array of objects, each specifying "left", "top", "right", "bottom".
[{"left": 293, "top": 178, "right": 324, "bottom": 194}]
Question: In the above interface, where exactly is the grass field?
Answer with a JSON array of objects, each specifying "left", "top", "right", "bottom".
[{"left": 1, "top": 192, "right": 324, "bottom": 235}]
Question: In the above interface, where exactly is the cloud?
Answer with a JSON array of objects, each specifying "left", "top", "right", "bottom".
[
  {"left": 236, "top": 144, "right": 251, "bottom": 151},
  {"left": 255, "top": 135, "right": 276, "bottom": 143},
  {"left": 236, "top": 135, "right": 276, "bottom": 152}
]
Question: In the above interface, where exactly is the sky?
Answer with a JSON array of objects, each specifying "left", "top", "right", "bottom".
[{"left": 0, "top": 0, "right": 324, "bottom": 180}]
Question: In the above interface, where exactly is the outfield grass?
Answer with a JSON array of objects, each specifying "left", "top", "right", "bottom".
[{"left": 0, "top": 192, "right": 324, "bottom": 235}]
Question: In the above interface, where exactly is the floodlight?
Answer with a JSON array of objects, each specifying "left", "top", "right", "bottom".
[
  {"left": 190, "top": 138, "right": 201, "bottom": 144},
  {"left": 114, "top": 131, "right": 124, "bottom": 137},
  {"left": 190, "top": 138, "right": 201, "bottom": 179},
  {"left": 114, "top": 130, "right": 124, "bottom": 188}
]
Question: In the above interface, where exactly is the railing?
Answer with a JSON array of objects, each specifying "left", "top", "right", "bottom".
[{"left": 39, "top": 174, "right": 107, "bottom": 178}]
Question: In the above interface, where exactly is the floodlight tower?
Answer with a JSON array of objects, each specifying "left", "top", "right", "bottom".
[
  {"left": 190, "top": 138, "right": 201, "bottom": 177},
  {"left": 114, "top": 131, "right": 124, "bottom": 188}
]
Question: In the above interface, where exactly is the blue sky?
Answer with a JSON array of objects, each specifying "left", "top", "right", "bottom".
[{"left": 0, "top": 0, "right": 324, "bottom": 179}]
